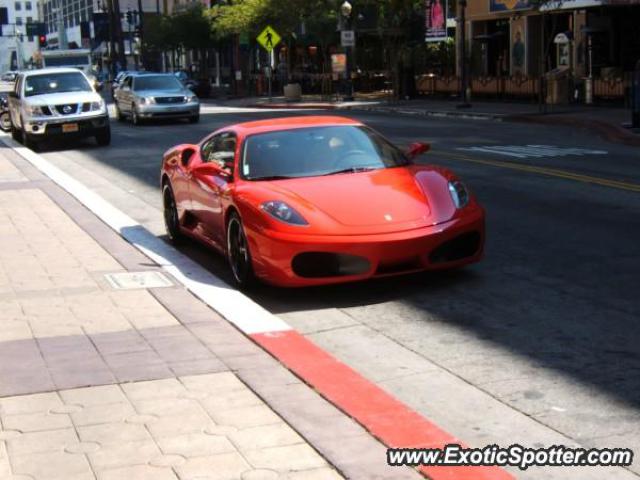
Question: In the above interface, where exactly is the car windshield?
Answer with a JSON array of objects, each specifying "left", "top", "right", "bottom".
[
  {"left": 241, "top": 125, "right": 409, "bottom": 180},
  {"left": 133, "top": 75, "right": 182, "bottom": 92},
  {"left": 24, "top": 72, "right": 92, "bottom": 97}
]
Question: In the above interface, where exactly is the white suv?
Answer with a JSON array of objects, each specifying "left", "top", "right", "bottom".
[{"left": 8, "top": 68, "right": 110, "bottom": 150}]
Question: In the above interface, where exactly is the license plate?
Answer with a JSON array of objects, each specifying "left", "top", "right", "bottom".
[{"left": 62, "top": 123, "right": 79, "bottom": 133}]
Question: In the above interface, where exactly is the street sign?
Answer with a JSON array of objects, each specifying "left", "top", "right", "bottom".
[
  {"left": 26, "top": 22, "right": 45, "bottom": 36},
  {"left": 341, "top": 30, "right": 355, "bottom": 47},
  {"left": 257, "top": 25, "right": 281, "bottom": 52}
]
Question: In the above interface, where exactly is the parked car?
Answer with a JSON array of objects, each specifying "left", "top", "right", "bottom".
[
  {"left": 160, "top": 116, "right": 485, "bottom": 288},
  {"left": 8, "top": 67, "right": 110, "bottom": 150},
  {"left": 1, "top": 71, "right": 17, "bottom": 83},
  {"left": 114, "top": 73, "right": 200, "bottom": 125},
  {"left": 111, "top": 70, "right": 134, "bottom": 96},
  {"left": 175, "top": 70, "right": 211, "bottom": 98}
]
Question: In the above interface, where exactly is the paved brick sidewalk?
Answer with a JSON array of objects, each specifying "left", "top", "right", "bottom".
[{"left": 0, "top": 144, "right": 419, "bottom": 480}]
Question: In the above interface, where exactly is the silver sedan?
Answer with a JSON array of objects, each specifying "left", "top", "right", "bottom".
[{"left": 114, "top": 73, "right": 200, "bottom": 125}]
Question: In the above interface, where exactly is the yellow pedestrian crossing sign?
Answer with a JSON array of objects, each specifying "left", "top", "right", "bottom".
[{"left": 257, "top": 25, "right": 281, "bottom": 52}]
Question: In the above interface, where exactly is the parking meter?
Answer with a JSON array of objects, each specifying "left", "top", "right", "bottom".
[{"left": 633, "top": 60, "right": 640, "bottom": 128}]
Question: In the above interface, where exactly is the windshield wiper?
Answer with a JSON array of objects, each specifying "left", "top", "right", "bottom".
[
  {"left": 323, "top": 166, "right": 379, "bottom": 176},
  {"left": 249, "top": 175, "right": 294, "bottom": 181}
]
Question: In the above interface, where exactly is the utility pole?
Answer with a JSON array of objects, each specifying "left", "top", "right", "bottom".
[
  {"left": 457, "top": 0, "right": 471, "bottom": 108},
  {"left": 111, "top": 0, "right": 126, "bottom": 69},
  {"left": 136, "top": 0, "right": 144, "bottom": 67}
]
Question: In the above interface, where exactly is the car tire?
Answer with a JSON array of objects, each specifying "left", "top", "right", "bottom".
[
  {"left": 0, "top": 112, "right": 12, "bottom": 132},
  {"left": 20, "top": 121, "right": 38, "bottom": 151},
  {"left": 95, "top": 126, "right": 111, "bottom": 146},
  {"left": 226, "top": 212, "right": 256, "bottom": 289},
  {"left": 10, "top": 119, "right": 20, "bottom": 141},
  {"left": 131, "top": 104, "right": 141, "bottom": 126},
  {"left": 188, "top": 115, "right": 199, "bottom": 124},
  {"left": 162, "top": 184, "right": 184, "bottom": 245},
  {"left": 115, "top": 102, "right": 124, "bottom": 122}
]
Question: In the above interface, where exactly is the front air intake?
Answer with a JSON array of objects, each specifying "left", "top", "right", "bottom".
[
  {"left": 429, "top": 232, "right": 481, "bottom": 264},
  {"left": 292, "top": 252, "right": 370, "bottom": 278}
]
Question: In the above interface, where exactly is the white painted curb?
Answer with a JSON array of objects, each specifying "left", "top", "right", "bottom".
[{"left": 2, "top": 136, "right": 291, "bottom": 335}]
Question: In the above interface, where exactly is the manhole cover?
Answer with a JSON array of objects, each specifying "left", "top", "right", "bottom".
[{"left": 104, "top": 271, "right": 173, "bottom": 290}]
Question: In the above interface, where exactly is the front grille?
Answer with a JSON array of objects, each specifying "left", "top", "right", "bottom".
[
  {"left": 429, "top": 232, "right": 481, "bottom": 264},
  {"left": 41, "top": 106, "right": 52, "bottom": 116},
  {"left": 82, "top": 102, "right": 91, "bottom": 112},
  {"left": 154, "top": 96, "right": 185, "bottom": 104},
  {"left": 54, "top": 104, "right": 79, "bottom": 115},
  {"left": 292, "top": 252, "right": 370, "bottom": 278}
]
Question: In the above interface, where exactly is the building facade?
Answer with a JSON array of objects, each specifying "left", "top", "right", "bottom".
[
  {"left": 0, "top": 0, "right": 40, "bottom": 72},
  {"left": 457, "top": 0, "right": 640, "bottom": 101}
]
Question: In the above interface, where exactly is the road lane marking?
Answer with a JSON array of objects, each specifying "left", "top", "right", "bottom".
[
  {"left": 458, "top": 145, "right": 608, "bottom": 159},
  {"left": 440, "top": 151, "right": 640, "bottom": 193}
]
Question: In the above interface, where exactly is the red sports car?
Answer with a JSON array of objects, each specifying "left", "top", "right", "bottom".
[{"left": 160, "top": 116, "right": 484, "bottom": 287}]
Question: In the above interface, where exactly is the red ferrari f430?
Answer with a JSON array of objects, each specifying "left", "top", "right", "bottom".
[{"left": 160, "top": 116, "right": 484, "bottom": 287}]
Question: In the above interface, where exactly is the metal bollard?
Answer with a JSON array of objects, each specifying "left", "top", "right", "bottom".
[{"left": 585, "top": 77, "right": 593, "bottom": 105}]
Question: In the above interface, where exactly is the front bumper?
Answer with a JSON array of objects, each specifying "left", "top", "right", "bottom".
[
  {"left": 24, "top": 113, "right": 109, "bottom": 137},
  {"left": 246, "top": 206, "right": 485, "bottom": 287},
  {"left": 137, "top": 102, "right": 199, "bottom": 119}
]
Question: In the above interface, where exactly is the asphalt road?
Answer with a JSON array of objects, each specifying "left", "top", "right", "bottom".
[{"left": 29, "top": 104, "right": 640, "bottom": 479}]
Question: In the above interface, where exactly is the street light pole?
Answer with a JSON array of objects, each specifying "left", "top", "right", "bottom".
[
  {"left": 457, "top": 0, "right": 471, "bottom": 108},
  {"left": 340, "top": 1, "right": 354, "bottom": 101}
]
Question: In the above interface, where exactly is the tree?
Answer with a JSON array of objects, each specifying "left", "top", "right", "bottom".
[{"left": 144, "top": 5, "right": 214, "bottom": 75}]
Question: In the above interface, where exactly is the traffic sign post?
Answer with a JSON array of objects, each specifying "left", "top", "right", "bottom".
[
  {"left": 257, "top": 25, "right": 281, "bottom": 102},
  {"left": 257, "top": 25, "right": 281, "bottom": 53}
]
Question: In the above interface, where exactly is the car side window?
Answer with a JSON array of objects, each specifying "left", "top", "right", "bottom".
[
  {"left": 201, "top": 133, "right": 237, "bottom": 168},
  {"left": 123, "top": 76, "right": 132, "bottom": 89}
]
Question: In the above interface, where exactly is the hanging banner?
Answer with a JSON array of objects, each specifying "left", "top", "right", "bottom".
[
  {"left": 490, "top": 0, "right": 532, "bottom": 12},
  {"left": 425, "top": 0, "right": 447, "bottom": 42}
]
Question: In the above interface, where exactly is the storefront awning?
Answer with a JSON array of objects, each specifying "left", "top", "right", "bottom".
[{"left": 540, "top": 0, "right": 603, "bottom": 10}]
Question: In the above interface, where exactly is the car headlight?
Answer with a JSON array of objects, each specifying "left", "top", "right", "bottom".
[
  {"left": 261, "top": 201, "right": 308, "bottom": 226},
  {"left": 185, "top": 95, "right": 198, "bottom": 103},
  {"left": 138, "top": 97, "right": 155, "bottom": 105},
  {"left": 90, "top": 99, "right": 105, "bottom": 111},
  {"left": 448, "top": 180, "right": 470, "bottom": 209},
  {"left": 28, "top": 105, "right": 45, "bottom": 115}
]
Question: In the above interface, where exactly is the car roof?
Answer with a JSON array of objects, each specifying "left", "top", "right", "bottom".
[
  {"left": 232, "top": 116, "right": 363, "bottom": 135},
  {"left": 21, "top": 67, "right": 87, "bottom": 76}
]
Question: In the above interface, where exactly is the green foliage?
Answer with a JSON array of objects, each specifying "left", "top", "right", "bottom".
[
  {"left": 145, "top": 4, "right": 214, "bottom": 52},
  {"left": 208, "top": 0, "right": 337, "bottom": 38}
]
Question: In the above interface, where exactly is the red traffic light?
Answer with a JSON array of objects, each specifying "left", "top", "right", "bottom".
[{"left": 38, "top": 34, "right": 47, "bottom": 47}]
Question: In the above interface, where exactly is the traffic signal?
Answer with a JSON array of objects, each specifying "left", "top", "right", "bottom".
[
  {"left": 38, "top": 34, "right": 47, "bottom": 48},
  {"left": 126, "top": 10, "right": 132, "bottom": 23}
]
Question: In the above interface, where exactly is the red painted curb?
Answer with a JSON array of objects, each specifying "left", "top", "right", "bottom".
[{"left": 252, "top": 330, "right": 515, "bottom": 480}]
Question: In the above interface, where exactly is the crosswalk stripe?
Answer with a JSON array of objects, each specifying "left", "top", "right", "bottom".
[{"left": 458, "top": 145, "right": 608, "bottom": 159}]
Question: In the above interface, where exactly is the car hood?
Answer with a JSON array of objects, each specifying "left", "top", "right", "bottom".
[
  {"left": 268, "top": 166, "right": 458, "bottom": 234},
  {"left": 134, "top": 89, "right": 189, "bottom": 98},
  {"left": 24, "top": 91, "right": 101, "bottom": 105}
]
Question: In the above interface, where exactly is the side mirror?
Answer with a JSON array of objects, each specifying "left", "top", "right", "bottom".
[
  {"left": 406, "top": 142, "right": 430, "bottom": 159},
  {"left": 96, "top": 82, "right": 104, "bottom": 92}
]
